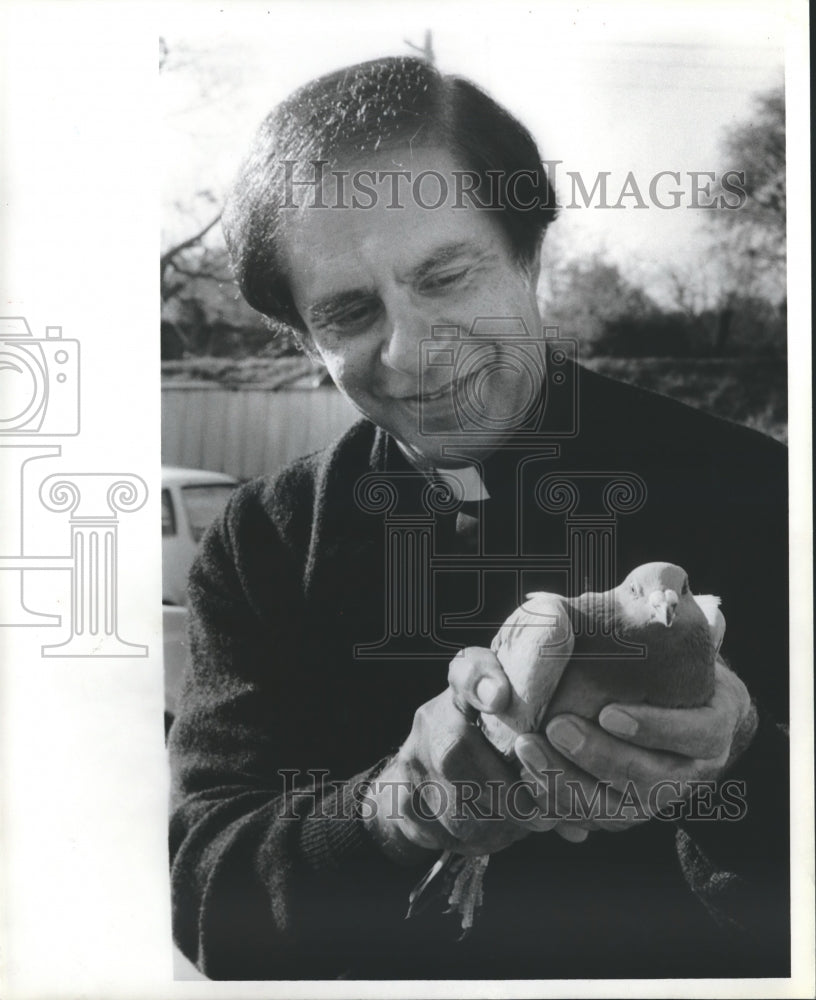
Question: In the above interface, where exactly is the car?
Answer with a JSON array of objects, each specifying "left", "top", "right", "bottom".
[
  {"left": 162, "top": 466, "right": 239, "bottom": 733},
  {"left": 162, "top": 465, "right": 239, "bottom": 606}
]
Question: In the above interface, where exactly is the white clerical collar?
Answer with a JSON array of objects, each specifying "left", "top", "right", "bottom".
[
  {"left": 395, "top": 441, "right": 490, "bottom": 501},
  {"left": 435, "top": 464, "right": 490, "bottom": 502}
]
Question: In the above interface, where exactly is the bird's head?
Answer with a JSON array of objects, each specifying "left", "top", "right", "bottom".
[{"left": 619, "top": 562, "right": 694, "bottom": 629}]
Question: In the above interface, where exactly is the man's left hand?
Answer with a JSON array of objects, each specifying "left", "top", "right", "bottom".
[{"left": 515, "top": 658, "right": 758, "bottom": 834}]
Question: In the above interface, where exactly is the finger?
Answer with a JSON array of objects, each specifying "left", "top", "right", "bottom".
[
  {"left": 545, "top": 714, "right": 700, "bottom": 800},
  {"left": 555, "top": 823, "right": 590, "bottom": 843},
  {"left": 419, "top": 690, "right": 516, "bottom": 785},
  {"left": 516, "top": 734, "right": 640, "bottom": 833},
  {"left": 448, "top": 646, "right": 511, "bottom": 716},
  {"left": 392, "top": 777, "right": 453, "bottom": 851},
  {"left": 713, "top": 658, "right": 753, "bottom": 723},
  {"left": 412, "top": 690, "right": 533, "bottom": 845},
  {"left": 502, "top": 776, "right": 560, "bottom": 834},
  {"left": 597, "top": 703, "right": 733, "bottom": 761},
  {"left": 597, "top": 660, "right": 750, "bottom": 759},
  {"left": 433, "top": 724, "right": 539, "bottom": 841}
]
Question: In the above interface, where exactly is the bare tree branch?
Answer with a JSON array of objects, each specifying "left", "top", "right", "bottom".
[
  {"left": 169, "top": 258, "right": 232, "bottom": 283},
  {"left": 404, "top": 30, "right": 435, "bottom": 64},
  {"left": 161, "top": 213, "right": 222, "bottom": 272}
]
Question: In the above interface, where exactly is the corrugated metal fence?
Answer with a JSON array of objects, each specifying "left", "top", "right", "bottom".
[{"left": 162, "top": 385, "right": 361, "bottom": 479}]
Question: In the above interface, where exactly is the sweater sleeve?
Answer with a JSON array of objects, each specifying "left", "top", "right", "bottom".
[
  {"left": 672, "top": 433, "right": 790, "bottom": 976},
  {"left": 167, "top": 483, "right": 433, "bottom": 980}
]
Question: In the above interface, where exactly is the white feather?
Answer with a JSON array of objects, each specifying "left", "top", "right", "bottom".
[
  {"left": 481, "top": 593, "right": 575, "bottom": 756},
  {"left": 692, "top": 593, "right": 726, "bottom": 654}
]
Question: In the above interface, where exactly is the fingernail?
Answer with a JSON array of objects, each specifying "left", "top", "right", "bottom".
[
  {"left": 514, "top": 784, "right": 548, "bottom": 823},
  {"left": 529, "top": 813, "right": 557, "bottom": 833},
  {"left": 547, "top": 719, "right": 585, "bottom": 755},
  {"left": 518, "top": 739, "right": 550, "bottom": 774},
  {"left": 599, "top": 707, "right": 638, "bottom": 737},
  {"left": 476, "top": 676, "right": 501, "bottom": 710},
  {"left": 558, "top": 825, "right": 589, "bottom": 843}
]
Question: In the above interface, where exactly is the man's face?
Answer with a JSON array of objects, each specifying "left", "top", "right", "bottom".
[{"left": 283, "top": 146, "right": 544, "bottom": 467}]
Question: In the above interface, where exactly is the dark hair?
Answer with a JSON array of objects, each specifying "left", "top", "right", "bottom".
[{"left": 223, "top": 56, "right": 558, "bottom": 335}]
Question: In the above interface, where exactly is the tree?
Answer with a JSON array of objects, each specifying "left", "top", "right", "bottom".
[
  {"left": 160, "top": 37, "right": 273, "bottom": 358},
  {"left": 160, "top": 206, "right": 224, "bottom": 304},
  {"left": 648, "top": 85, "right": 787, "bottom": 358},
  {"left": 404, "top": 30, "right": 435, "bottom": 64},
  {"left": 540, "top": 254, "right": 659, "bottom": 356},
  {"left": 710, "top": 85, "right": 786, "bottom": 306}
]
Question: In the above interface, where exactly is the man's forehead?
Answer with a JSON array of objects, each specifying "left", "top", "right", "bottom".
[
  {"left": 285, "top": 211, "right": 503, "bottom": 304},
  {"left": 282, "top": 156, "right": 510, "bottom": 297},
  {"left": 300, "top": 240, "right": 494, "bottom": 318},
  {"left": 283, "top": 143, "right": 473, "bottom": 215}
]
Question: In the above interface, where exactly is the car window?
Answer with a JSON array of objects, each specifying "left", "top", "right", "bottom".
[
  {"left": 162, "top": 489, "right": 176, "bottom": 537},
  {"left": 181, "top": 483, "right": 237, "bottom": 542}
]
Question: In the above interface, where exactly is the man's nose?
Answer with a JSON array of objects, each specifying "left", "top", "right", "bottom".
[{"left": 379, "top": 297, "right": 428, "bottom": 376}]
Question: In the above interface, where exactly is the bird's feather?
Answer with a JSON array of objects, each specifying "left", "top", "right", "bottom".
[
  {"left": 480, "top": 593, "right": 575, "bottom": 757},
  {"left": 693, "top": 593, "right": 726, "bottom": 654}
]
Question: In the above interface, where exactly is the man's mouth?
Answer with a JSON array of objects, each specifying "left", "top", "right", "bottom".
[
  {"left": 418, "top": 381, "right": 455, "bottom": 402},
  {"left": 396, "top": 375, "right": 468, "bottom": 403}
]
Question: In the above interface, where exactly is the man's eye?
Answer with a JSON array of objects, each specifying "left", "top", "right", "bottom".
[
  {"left": 420, "top": 268, "right": 470, "bottom": 293},
  {"left": 326, "top": 300, "right": 382, "bottom": 332}
]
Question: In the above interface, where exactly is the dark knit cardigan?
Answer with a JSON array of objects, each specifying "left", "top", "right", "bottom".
[{"left": 169, "top": 364, "right": 789, "bottom": 981}]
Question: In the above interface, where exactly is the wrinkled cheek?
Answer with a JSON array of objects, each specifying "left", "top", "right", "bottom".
[
  {"left": 327, "top": 359, "right": 364, "bottom": 398},
  {"left": 321, "top": 360, "right": 381, "bottom": 417}
]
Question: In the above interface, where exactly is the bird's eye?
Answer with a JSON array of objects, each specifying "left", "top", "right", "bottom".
[
  {"left": 681, "top": 578, "right": 689, "bottom": 595},
  {"left": 630, "top": 582, "right": 639, "bottom": 596}
]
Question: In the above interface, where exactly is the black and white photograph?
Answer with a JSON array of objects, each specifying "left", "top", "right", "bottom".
[{"left": 0, "top": 1, "right": 812, "bottom": 997}]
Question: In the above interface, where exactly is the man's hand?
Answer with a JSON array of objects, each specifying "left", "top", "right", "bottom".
[
  {"left": 363, "top": 648, "right": 557, "bottom": 863},
  {"left": 515, "top": 658, "right": 757, "bottom": 834}
]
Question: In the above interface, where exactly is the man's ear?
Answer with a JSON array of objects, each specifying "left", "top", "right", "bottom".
[
  {"left": 528, "top": 244, "right": 543, "bottom": 287},
  {"left": 522, "top": 243, "right": 543, "bottom": 294},
  {"left": 296, "top": 334, "right": 323, "bottom": 364}
]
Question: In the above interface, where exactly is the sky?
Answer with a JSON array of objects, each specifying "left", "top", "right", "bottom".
[{"left": 160, "top": 0, "right": 785, "bottom": 296}]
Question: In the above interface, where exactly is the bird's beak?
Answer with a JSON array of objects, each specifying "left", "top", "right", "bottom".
[
  {"left": 653, "top": 603, "right": 675, "bottom": 627},
  {"left": 649, "top": 589, "right": 678, "bottom": 627}
]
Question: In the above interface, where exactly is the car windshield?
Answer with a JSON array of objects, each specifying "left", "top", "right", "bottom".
[{"left": 181, "top": 483, "right": 237, "bottom": 542}]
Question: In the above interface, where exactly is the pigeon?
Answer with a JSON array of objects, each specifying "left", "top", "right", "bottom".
[{"left": 407, "top": 561, "right": 726, "bottom": 932}]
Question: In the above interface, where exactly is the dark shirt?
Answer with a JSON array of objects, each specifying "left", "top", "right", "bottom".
[{"left": 169, "top": 364, "right": 789, "bottom": 980}]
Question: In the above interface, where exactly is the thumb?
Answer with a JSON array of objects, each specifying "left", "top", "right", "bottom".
[{"left": 448, "top": 646, "right": 511, "bottom": 717}]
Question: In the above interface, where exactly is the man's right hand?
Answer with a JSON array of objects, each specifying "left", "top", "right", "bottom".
[{"left": 362, "top": 648, "right": 557, "bottom": 864}]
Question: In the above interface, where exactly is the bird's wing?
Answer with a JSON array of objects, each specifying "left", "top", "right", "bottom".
[
  {"left": 693, "top": 593, "right": 726, "bottom": 654},
  {"left": 482, "top": 593, "right": 575, "bottom": 752}
]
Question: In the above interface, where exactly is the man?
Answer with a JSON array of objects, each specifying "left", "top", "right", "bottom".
[{"left": 168, "top": 56, "right": 789, "bottom": 980}]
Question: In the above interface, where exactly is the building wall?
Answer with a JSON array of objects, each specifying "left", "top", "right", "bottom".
[{"left": 161, "top": 385, "right": 360, "bottom": 479}]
